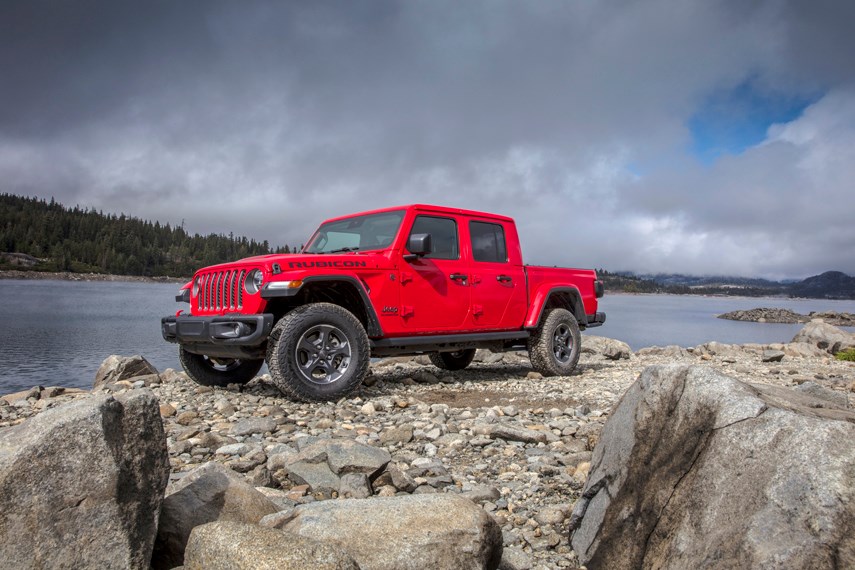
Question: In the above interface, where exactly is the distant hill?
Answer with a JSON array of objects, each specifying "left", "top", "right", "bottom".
[
  {"left": 601, "top": 270, "right": 855, "bottom": 300},
  {"left": 0, "top": 193, "right": 295, "bottom": 277},
  {"left": 788, "top": 271, "right": 855, "bottom": 300}
]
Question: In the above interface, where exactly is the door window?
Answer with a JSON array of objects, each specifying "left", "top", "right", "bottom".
[
  {"left": 470, "top": 221, "right": 507, "bottom": 263},
  {"left": 409, "top": 216, "right": 459, "bottom": 260}
]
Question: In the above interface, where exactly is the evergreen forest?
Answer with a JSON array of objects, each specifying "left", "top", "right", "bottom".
[{"left": 0, "top": 193, "right": 295, "bottom": 277}]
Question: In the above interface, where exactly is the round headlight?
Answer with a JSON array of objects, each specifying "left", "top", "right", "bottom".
[{"left": 244, "top": 269, "right": 263, "bottom": 295}]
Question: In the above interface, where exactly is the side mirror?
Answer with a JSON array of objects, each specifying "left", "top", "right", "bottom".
[{"left": 404, "top": 233, "right": 432, "bottom": 261}]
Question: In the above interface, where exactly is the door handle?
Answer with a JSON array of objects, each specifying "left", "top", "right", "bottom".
[
  {"left": 449, "top": 273, "right": 468, "bottom": 281},
  {"left": 497, "top": 275, "right": 513, "bottom": 282}
]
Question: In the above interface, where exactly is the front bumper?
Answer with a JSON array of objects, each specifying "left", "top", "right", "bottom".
[{"left": 161, "top": 314, "right": 274, "bottom": 359}]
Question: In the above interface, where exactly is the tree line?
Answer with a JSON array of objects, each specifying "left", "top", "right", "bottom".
[{"left": 0, "top": 193, "right": 298, "bottom": 277}]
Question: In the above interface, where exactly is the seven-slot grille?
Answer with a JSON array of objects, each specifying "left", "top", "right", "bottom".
[{"left": 196, "top": 269, "right": 247, "bottom": 311}]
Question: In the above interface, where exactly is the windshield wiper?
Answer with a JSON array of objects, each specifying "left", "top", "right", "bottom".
[{"left": 327, "top": 246, "right": 360, "bottom": 254}]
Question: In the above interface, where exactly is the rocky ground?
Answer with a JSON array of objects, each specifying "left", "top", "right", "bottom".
[{"left": 2, "top": 336, "right": 854, "bottom": 569}]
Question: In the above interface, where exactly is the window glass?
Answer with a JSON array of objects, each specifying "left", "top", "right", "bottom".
[
  {"left": 470, "top": 221, "right": 508, "bottom": 263},
  {"left": 409, "top": 216, "right": 458, "bottom": 260},
  {"left": 304, "top": 210, "right": 405, "bottom": 253}
]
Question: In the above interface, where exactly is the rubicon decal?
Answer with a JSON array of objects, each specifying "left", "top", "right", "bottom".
[{"left": 288, "top": 261, "right": 368, "bottom": 269}]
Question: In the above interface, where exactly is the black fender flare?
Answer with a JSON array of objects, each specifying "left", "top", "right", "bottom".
[{"left": 262, "top": 275, "right": 383, "bottom": 337}]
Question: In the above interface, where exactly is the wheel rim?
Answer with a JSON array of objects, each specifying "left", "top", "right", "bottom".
[
  {"left": 204, "top": 356, "right": 243, "bottom": 372},
  {"left": 552, "top": 324, "right": 573, "bottom": 363},
  {"left": 294, "top": 324, "right": 352, "bottom": 385}
]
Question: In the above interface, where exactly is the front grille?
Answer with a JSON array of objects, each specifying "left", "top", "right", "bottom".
[{"left": 197, "top": 269, "right": 246, "bottom": 311}]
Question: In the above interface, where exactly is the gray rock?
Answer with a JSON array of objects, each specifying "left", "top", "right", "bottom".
[
  {"left": 792, "top": 320, "right": 855, "bottom": 354},
  {"left": 499, "top": 546, "right": 533, "bottom": 570},
  {"left": 581, "top": 336, "right": 633, "bottom": 360},
  {"left": 783, "top": 342, "right": 829, "bottom": 358},
  {"left": 793, "top": 381, "right": 850, "bottom": 409},
  {"left": 295, "top": 438, "right": 391, "bottom": 478},
  {"left": 0, "top": 390, "right": 169, "bottom": 569},
  {"left": 379, "top": 424, "right": 414, "bottom": 445},
  {"left": 184, "top": 521, "right": 359, "bottom": 570},
  {"left": 153, "top": 461, "right": 279, "bottom": 569},
  {"left": 324, "top": 439, "right": 392, "bottom": 477},
  {"left": 339, "top": 472, "right": 373, "bottom": 498},
  {"left": 388, "top": 464, "right": 418, "bottom": 492},
  {"left": 462, "top": 484, "right": 501, "bottom": 504},
  {"left": 635, "top": 345, "right": 692, "bottom": 358},
  {"left": 231, "top": 417, "right": 278, "bottom": 436},
  {"left": 693, "top": 341, "right": 741, "bottom": 358},
  {"left": 94, "top": 354, "right": 159, "bottom": 389},
  {"left": 216, "top": 443, "right": 251, "bottom": 456},
  {"left": 569, "top": 365, "right": 855, "bottom": 569},
  {"left": 761, "top": 349, "right": 785, "bottom": 362},
  {"left": 283, "top": 494, "right": 503, "bottom": 569},
  {"left": 286, "top": 461, "right": 340, "bottom": 497},
  {"left": 534, "top": 505, "right": 568, "bottom": 526},
  {"left": 487, "top": 423, "right": 550, "bottom": 444}
]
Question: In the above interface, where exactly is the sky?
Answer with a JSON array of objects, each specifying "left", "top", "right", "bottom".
[{"left": 1, "top": 0, "right": 854, "bottom": 280}]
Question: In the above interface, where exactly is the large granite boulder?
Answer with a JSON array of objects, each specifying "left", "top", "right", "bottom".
[
  {"left": 184, "top": 521, "right": 359, "bottom": 570},
  {"left": 271, "top": 494, "right": 503, "bottom": 569},
  {"left": 152, "top": 461, "right": 280, "bottom": 569},
  {"left": 94, "top": 354, "right": 159, "bottom": 389},
  {"left": 0, "top": 390, "right": 169, "bottom": 569},
  {"left": 791, "top": 321, "right": 855, "bottom": 354},
  {"left": 569, "top": 365, "right": 855, "bottom": 569}
]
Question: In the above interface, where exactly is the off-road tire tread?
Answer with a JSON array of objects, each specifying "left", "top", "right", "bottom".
[
  {"left": 428, "top": 349, "right": 477, "bottom": 371},
  {"left": 178, "top": 346, "right": 263, "bottom": 387},
  {"left": 266, "top": 303, "right": 370, "bottom": 402},
  {"left": 528, "top": 308, "right": 582, "bottom": 377}
]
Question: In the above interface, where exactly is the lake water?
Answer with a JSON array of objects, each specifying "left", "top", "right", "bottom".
[{"left": 1, "top": 280, "right": 854, "bottom": 393}]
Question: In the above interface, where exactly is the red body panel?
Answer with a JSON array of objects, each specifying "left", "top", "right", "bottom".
[{"left": 186, "top": 204, "right": 600, "bottom": 337}]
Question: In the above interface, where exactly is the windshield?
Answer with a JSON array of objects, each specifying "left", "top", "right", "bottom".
[{"left": 304, "top": 210, "right": 406, "bottom": 254}]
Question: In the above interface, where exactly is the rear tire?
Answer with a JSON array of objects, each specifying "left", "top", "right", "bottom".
[
  {"left": 528, "top": 308, "right": 581, "bottom": 376},
  {"left": 428, "top": 349, "right": 477, "bottom": 371},
  {"left": 178, "top": 346, "right": 263, "bottom": 387},
  {"left": 266, "top": 303, "right": 370, "bottom": 402}
]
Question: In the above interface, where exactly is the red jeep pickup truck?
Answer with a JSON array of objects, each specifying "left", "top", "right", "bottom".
[{"left": 162, "top": 204, "right": 604, "bottom": 401}]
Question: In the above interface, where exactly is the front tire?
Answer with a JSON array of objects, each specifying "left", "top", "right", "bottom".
[
  {"left": 266, "top": 303, "right": 370, "bottom": 402},
  {"left": 178, "top": 346, "right": 263, "bottom": 387},
  {"left": 428, "top": 349, "right": 477, "bottom": 371},
  {"left": 528, "top": 308, "right": 581, "bottom": 376}
]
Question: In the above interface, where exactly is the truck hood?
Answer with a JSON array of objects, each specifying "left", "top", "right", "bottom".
[{"left": 198, "top": 251, "right": 391, "bottom": 273}]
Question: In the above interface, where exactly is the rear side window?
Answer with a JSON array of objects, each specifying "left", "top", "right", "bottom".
[
  {"left": 409, "top": 215, "right": 458, "bottom": 260},
  {"left": 470, "top": 221, "right": 507, "bottom": 263}
]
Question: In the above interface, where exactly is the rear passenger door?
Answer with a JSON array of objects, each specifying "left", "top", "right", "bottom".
[
  {"left": 399, "top": 214, "right": 471, "bottom": 331},
  {"left": 467, "top": 220, "right": 526, "bottom": 329}
]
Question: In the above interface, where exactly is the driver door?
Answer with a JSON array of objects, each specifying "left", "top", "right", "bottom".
[{"left": 399, "top": 214, "right": 471, "bottom": 332}]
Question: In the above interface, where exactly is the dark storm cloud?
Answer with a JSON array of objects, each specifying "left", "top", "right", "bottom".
[{"left": 1, "top": 0, "right": 854, "bottom": 278}]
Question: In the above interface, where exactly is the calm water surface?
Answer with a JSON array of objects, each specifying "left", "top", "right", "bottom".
[{"left": 1, "top": 280, "right": 854, "bottom": 393}]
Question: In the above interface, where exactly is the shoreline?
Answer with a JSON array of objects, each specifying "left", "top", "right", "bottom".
[{"left": 0, "top": 269, "right": 188, "bottom": 284}]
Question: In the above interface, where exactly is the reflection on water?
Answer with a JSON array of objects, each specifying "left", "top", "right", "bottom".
[
  {"left": 1, "top": 280, "right": 854, "bottom": 392},
  {"left": 0, "top": 280, "right": 187, "bottom": 392}
]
